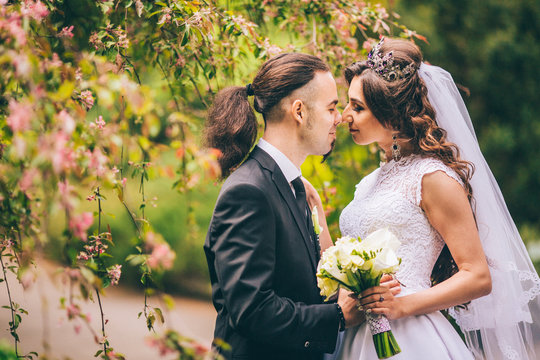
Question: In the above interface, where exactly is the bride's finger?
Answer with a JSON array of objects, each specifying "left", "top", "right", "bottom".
[
  {"left": 359, "top": 286, "right": 386, "bottom": 298},
  {"left": 360, "top": 292, "right": 390, "bottom": 306},
  {"left": 369, "top": 307, "right": 391, "bottom": 318},
  {"left": 380, "top": 279, "right": 399, "bottom": 289}
]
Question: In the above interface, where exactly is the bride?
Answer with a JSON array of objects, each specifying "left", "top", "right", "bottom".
[{"left": 308, "top": 37, "right": 540, "bottom": 359}]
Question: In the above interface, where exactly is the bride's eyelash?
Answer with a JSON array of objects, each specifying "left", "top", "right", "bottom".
[{"left": 353, "top": 106, "right": 363, "bottom": 112}]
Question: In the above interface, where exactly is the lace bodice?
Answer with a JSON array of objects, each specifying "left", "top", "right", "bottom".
[{"left": 339, "top": 155, "right": 463, "bottom": 293}]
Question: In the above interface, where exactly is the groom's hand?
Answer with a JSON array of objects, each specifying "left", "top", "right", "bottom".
[{"left": 337, "top": 289, "right": 365, "bottom": 328}]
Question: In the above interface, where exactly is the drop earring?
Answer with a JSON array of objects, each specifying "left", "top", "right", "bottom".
[{"left": 392, "top": 134, "right": 401, "bottom": 161}]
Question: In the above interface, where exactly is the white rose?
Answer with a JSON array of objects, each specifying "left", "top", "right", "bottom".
[
  {"left": 372, "top": 247, "right": 401, "bottom": 276},
  {"left": 360, "top": 228, "right": 401, "bottom": 253}
]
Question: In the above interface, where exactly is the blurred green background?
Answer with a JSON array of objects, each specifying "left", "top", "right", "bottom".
[{"left": 43, "top": 0, "right": 540, "bottom": 298}]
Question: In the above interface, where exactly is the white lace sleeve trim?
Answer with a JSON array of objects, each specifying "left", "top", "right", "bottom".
[{"left": 414, "top": 158, "right": 464, "bottom": 206}]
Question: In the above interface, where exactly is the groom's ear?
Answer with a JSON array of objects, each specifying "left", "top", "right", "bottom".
[{"left": 291, "top": 99, "right": 306, "bottom": 125}]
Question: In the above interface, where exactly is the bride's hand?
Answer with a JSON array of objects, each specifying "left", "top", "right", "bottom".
[
  {"left": 301, "top": 177, "right": 333, "bottom": 252},
  {"left": 380, "top": 274, "right": 401, "bottom": 296},
  {"left": 301, "top": 177, "right": 323, "bottom": 211},
  {"left": 358, "top": 278, "right": 404, "bottom": 320}
]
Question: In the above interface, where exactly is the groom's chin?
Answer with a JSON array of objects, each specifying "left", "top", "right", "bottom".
[{"left": 322, "top": 140, "right": 335, "bottom": 163}]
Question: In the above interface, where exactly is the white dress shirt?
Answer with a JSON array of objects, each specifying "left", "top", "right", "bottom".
[{"left": 257, "top": 138, "right": 301, "bottom": 196}]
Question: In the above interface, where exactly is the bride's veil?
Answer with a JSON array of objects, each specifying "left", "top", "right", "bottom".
[{"left": 419, "top": 63, "right": 540, "bottom": 359}]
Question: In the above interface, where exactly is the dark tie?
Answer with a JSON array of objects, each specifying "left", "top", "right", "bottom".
[{"left": 291, "top": 177, "right": 320, "bottom": 260}]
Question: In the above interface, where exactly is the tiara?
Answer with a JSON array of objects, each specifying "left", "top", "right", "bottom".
[{"left": 367, "top": 37, "right": 417, "bottom": 81}]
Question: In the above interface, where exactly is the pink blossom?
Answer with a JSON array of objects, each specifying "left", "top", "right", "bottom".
[
  {"left": 262, "top": 38, "right": 283, "bottom": 57},
  {"left": 83, "top": 240, "right": 108, "bottom": 256},
  {"left": 58, "top": 25, "right": 74, "bottom": 38},
  {"left": 11, "top": 51, "right": 31, "bottom": 78},
  {"left": 51, "top": 132, "right": 76, "bottom": 174},
  {"left": 147, "top": 243, "right": 176, "bottom": 270},
  {"left": 66, "top": 303, "right": 80, "bottom": 319},
  {"left": 21, "top": 1, "right": 49, "bottom": 20},
  {"left": 0, "top": 237, "right": 14, "bottom": 250},
  {"left": 157, "top": 10, "right": 171, "bottom": 25},
  {"left": 75, "top": 67, "right": 83, "bottom": 81},
  {"left": 79, "top": 90, "right": 94, "bottom": 110},
  {"left": 175, "top": 55, "right": 186, "bottom": 67},
  {"left": 145, "top": 231, "right": 157, "bottom": 247},
  {"left": 12, "top": 135, "right": 26, "bottom": 159},
  {"left": 146, "top": 337, "right": 175, "bottom": 356},
  {"left": 74, "top": 324, "right": 81, "bottom": 334},
  {"left": 107, "top": 264, "right": 122, "bottom": 286},
  {"left": 77, "top": 252, "right": 89, "bottom": 261},
  {"left": 48, "top": 53, "right": 63, "bottom": 68},
  {"left": 111, "top": 166, "right": 119, "bottom": 174},
  {"left": 69, "top": 212, "right": 94, "bottom": 241},
  {"left": 57, "top": 110, "right": 75, "bottom": 134},
  {"left": 86, "top": 193, "right": 96, "bottom": 201},
  {"left": 6, "top": 99, "right": 33, "bottom": 132},
  {"left": 58, "top": 180, "right": 76, "bottom": 211},
  {"left": 0, "top": 13, "right": 26, "bottom": 45},
  {"left": 89, "top": 32, "right": 103, "bottom": 50},
  {"left": 121, "top": 177, "right": 127, "bottom": 187},
  {"left": 86, "top": 147, "right": 108, "bottom": 177},
  {"left": 89, "top": 115, "right": 105, "bottom": 130},
  {"left": 19, "top": 168, "right": 39, "bottom": 192}
]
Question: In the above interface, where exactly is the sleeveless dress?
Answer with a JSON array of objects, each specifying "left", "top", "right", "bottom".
[{"left": 336, "top": 155, "right": 474, "bottom": 360}]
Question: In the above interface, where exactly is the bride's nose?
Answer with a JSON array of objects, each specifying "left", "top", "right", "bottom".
[{"left": 341, "top": 104, "right": 352, "bottom": 124}]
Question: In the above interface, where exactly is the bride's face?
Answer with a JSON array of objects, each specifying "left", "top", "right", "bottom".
[{"left": 342, "top": 76, "right": 392, "bottom": 148}]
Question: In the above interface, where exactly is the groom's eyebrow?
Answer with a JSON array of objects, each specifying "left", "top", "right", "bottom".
[{"left": 327, "top": 99, "right": 339, "bottom": 106}]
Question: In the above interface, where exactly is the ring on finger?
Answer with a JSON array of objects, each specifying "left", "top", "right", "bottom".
[{"left": 379, "top": 295, "right": 384, "bottom": 302}]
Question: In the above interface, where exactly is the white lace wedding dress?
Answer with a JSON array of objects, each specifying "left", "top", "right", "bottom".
[{"left": 336, "top": 154, "right": 474, "bottom": 360}]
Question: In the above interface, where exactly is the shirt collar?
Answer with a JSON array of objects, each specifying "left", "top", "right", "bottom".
[{"left": 257, "top": 138, "right": 301, "bottom": 183}]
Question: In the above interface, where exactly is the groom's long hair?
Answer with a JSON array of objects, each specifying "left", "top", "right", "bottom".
[
  {"left": 344, "top": 38, "right": 475, "bottom": 289},
  {"left": 204, "top": 53, "right": 329, "bottom": 178}
]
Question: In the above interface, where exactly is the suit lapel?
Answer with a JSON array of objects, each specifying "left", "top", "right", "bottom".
[{"left": 250, "top": 148, "right": 318, "bottom": 272}]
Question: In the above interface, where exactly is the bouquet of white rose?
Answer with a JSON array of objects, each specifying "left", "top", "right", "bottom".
[{"left": 317, "top": 228, "right": 402, "bottom": 359}]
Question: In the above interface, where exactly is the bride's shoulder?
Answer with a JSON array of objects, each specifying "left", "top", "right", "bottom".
[{"left": 409, "top": 155, "right": 463, "bottom": 186}]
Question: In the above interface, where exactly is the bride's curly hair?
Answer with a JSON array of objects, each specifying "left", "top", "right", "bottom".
[{"left": 344, "top": 38, "right": 475, "bottom": 286}]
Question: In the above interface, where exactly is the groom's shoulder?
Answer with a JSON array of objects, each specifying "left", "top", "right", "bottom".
[{"left": 220, "top": 156, "right": 271, "bottom": 193}]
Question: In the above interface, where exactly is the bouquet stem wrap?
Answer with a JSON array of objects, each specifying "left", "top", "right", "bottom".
[{"left": 367, "top": 313, "right": 401, "bottom": 358}]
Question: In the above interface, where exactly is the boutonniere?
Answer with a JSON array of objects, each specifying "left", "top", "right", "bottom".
[{"left": 311, "top": 206, "right": 323, "bottom": 236}]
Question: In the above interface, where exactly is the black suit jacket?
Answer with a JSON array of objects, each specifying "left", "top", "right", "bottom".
[{"left": 204, "top": 147, "right": 340, "bottom": 360}]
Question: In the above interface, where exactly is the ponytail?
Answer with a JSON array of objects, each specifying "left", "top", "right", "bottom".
[{"left": 204, "top": 86, "right": 257, "bottom": 178}]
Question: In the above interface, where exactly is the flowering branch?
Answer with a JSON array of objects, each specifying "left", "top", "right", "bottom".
[{"left": 0, "top": 245, "right": 19, "bottom": 357}]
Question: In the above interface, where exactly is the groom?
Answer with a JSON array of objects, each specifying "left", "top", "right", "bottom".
[{"left": 204, "top": 53, "right": 363, "bottom": 360}]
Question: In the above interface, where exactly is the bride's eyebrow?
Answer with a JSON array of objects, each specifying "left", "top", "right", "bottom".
[{"left": 350, "top": 97, "right": 365, "bottom": 106}]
